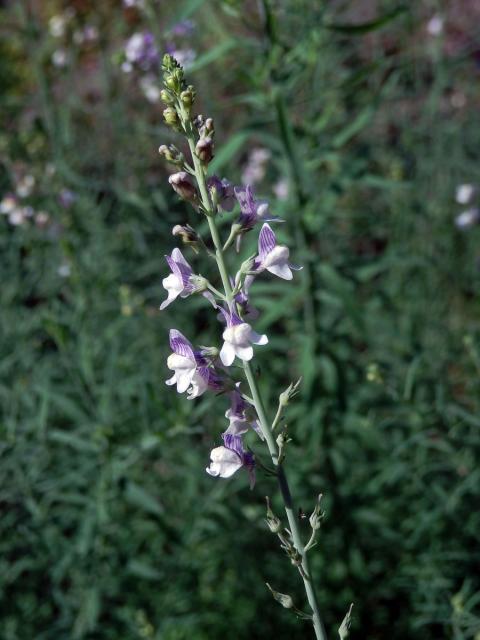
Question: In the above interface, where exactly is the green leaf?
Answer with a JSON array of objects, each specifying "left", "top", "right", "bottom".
[
  {"left": 125, "top": 481, "right": 164, "bottom": 517},
  {"left": 325, "top": 7, "right": 407, "bottom": 35}
]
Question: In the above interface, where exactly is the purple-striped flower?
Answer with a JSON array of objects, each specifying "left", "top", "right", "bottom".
[
  {"left": 166, "top": 329, "right": 222, "bottom": 399},
  {"left": 206, "top": 433, "right": 256, "bottom": 488},
  {"left": 234, "top": 185, "right": 282, "bottom": 232},
  {"left": 224, "top": 384, "right": 263, "bottom": 439},
  {"left": 254, "top": 223, "right": 302, "bottom": 280},
  {"left": 219, "top": 307, "right": 268, "bottom": 366},
  {"left": 160, "top": 248, "right": 215, "bottom": 310}
]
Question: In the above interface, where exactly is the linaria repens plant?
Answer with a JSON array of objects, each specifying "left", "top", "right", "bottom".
[{"left": 158, "top": 54, "right": 352, "bottom": 639}]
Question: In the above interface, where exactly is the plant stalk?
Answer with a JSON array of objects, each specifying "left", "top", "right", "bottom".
[{"left": 179, "top": 105, "right": 327, "bottom": 639}]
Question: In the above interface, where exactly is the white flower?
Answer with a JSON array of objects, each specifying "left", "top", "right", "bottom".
[
  {"left": 220, "top": 322, "right": 268, "bottom": 366},
  {"left": 16, "top": 175, "right": 35, "bottom": 198},
  {"left": 52, "top": 49, "right": 68, "bottom": 68},
  {"left": 0, "top": 196, "right": 17, "bottom": 215},
  {"left": 206, "top": 446, "right": 243, "bottom": 479},
  {"left": 140, "top": 75, "right": 161, "bottom": 103},
  {"left": 456, "top": 184, "right": 475, "bottom": 205},
  {"left": 49, "top": 15, "right": 66, "bottom": 38},
  {"left": 165, "top": 353, "right": 207, "bottom": 399}
]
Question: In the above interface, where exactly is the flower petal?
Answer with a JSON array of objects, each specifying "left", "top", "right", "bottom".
[
  {"left": 220, "top": 341, "right": 236, "bottom": 366},
  {"left": 206, "top": 446, "right": 243, "bottom": 478},
  {"left": 267, "top": 263, "right": 293, "bottom": 280},
  {"left": 234, "top": 344, "right": 253, "bottom": 361},
  {"left": 250, "top": 330, "right": 268, "bottom": 345},
  {"left": 169, "top": 329, "right": 195, "bottom": 358},
  {"left": 258, "top": 223, "right": 277, "bottom": 259}
]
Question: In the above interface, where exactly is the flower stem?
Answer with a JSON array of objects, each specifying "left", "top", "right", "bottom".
[{"left": 178, "top": 107, "right": 326, "bottom": 638}]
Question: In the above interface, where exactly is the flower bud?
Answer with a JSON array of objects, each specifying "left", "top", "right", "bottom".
[
  {"left": 265, "top": 497, "right": 282, "bottom": 533},
  {"left": 163, "top": 107, "right": 178, "bottom": 127},
  {"left": 168, "top": 171, "right": 197, "bottom": 201},
  {"left": 189, "top": 274, "right": 209, "bottom": 292},
  {"left": 266, "top": 584, "right": 294, "bottom": 609},
  {"left": 180, "top": 86, "right": 195, "bottom": 108},
  {"left": 199, "top": 345, "right": 219, "bottom": 358},
  {"left": 195, "top": 137, "right": 214, "bottom": 164},
  {"left": 309, "top": 494, "right": 324, "bottom": 532},
  {"left": 239, "top": 252, "right": 256, "bottom": 274},
  {"left": 158, "top": 144, "right": 184, "bottom": 166},
  {"left": 172, "top": 223, "right": 198, "bottom": 244},
  {"left": 160, "top": 89, "right": 175, "bottom": 104}
]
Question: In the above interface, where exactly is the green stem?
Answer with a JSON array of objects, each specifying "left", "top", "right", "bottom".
[{"left": 177, "top": 104, "right": 326, "bottom": 639}]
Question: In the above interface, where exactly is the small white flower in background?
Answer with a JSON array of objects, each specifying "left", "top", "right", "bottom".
[
  {"left": 455, "top": 209, "right": 480, "bottom": 230},
  {"left": 52, "top": 49, "right": 68, "bottom": 68},
  {"left": 427, "top": 14, "right": 444, "bottom": 37},
  {"left": 16, "top": 175, "right": 35, "bottom": 198},
  {"left": 123, "top": 0, "right": 145, "bottom": 7},
  {"left": 9, "top": 209, "right": 27, "bottom": 226},
  {"left": 58, "top": 263, "right": 71, "bottom": 278},
  {"left": 49, "top": 15, "right": 66, "bottom": 38},
  {"left": 140, "top": 75, "right": 161, "bottom": 103},
  {"left": 273, "top": 178, "right": 289, "bottom": 201},
  {"left": 456, "top": 184, "right": 475, "bottom": 205},
  {"left": 0, "top": 195, "right": 17, "bottom": 215},
  {"left": 35, "top": 211, "right": 50, "bottom": 228}
]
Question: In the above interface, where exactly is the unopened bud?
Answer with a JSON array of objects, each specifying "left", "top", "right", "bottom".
[
  {"left": 160, "top": 89, "right": 175, "bottom": 104},
  {"left": 159, "top": 144, "right": 184, "bottom": 166},
  {"left": 189, "top": 274, "right": 209, "bottom": 292},
  {"left": 163, "top": 107, "right": 178, "bottom": 127},
  {"left": 239, "top": 251, "right": 255, "bottom": 274},
  {"left": 172, "top": 223, "right": 199, "bottom": 245},
  {"left": 204, "top": 117, "right": 214, "bottom": 135},
  {"left": 266, "top": 584, "right": 294, "bottom": 609},
  {"left": 279, "top": 378, "right": 302, "bottom": 407},
  {"left": 180, "top": 86, "right": 195, "bottom": 108},
  {"left": 265, "top": 497, "right": 282, "bottom": 533},
  {"left": 195, "top": 137, "right": 214, "bottom": 164},
  {"left": 168, "top": 172, "right": 197, "bottom": 201},
  {"left": 199, "top": 345, "right": 219, "bottom": 358},
  {"left": 309, "top": 494, "right": 324, "bottom": 532}
]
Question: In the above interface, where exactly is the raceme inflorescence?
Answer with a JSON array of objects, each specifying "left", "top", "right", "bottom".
[{"left": 158, "top": 54, "right": 352, "bottom": 640}]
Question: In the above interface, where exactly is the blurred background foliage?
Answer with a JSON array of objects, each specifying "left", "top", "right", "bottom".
[{"left": 1, "top": 0, "right": 480, "bottom": 638}]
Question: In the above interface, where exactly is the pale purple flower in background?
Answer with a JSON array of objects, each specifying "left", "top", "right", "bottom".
[
  {"left": 208, "top": 176, "right": 235, "bottom": 211},
  {"left": 427, "top": 14, "right": 444, "bottom": 36},
  {"left": 125, "top": 32, "right": 159, "bottom": 71},
  {"left": 206, "top": 433, "right": 256, "bottom": 488},
  {"left": 456, "top": 184, "right": 475, "bottom": 205},
  {"left": 165, "top": 45, "right": 196, "bottom": 70},
  {"left": 170, "top": 20, "right": 195, "bottom": 37},
  {"left": 73, "top": 25, "right": 99, "bottom": 45},
  {"left": 241, "top": 147, "right": 271, "bottom": 185},
  {"left": 58, "top": 189, "right": 76, "bottom": 208},
  {"left": 224, "top": 384, "right": 263, "bottom": 439},
  {"left": 166, "top": 329, "right": 222, "bottom": 399},
  {"left": 219, "top": 307, "right": 268, "bottom": 366},
  {"left": 455, "top": 208, "right": 480, "bottom": 230},
  {"left": 160, "top": 247, "right": 216, "bottom": 310},
  {"left": 252, "top": 223, "right": 302, "bottom": 281}
]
